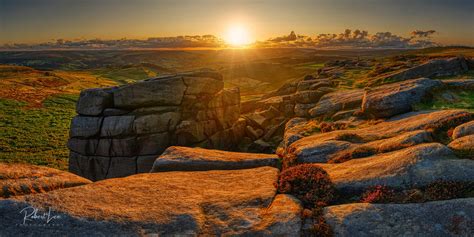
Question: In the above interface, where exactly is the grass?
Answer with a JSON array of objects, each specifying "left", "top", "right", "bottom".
[
  {"left": 91, "top": 66, "right": 159, "bottom": 84},
  {"left": 414, "top": 90, "right": 474, "bottom": 111},
  {"left": 0, "top": 94, "right": 78, "bottom": 170}
]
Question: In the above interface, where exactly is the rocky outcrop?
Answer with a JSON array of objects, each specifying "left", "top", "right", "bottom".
[
  {"left": 285, "top": 110, "right": 472, "bottom": 164},
  {"left": 151, "top": 146, "right": 279, "bottom": 172},
  {"left": 68, "top": 70, "right": 244, "bottom": 180},
  {"left": 324, "top": 198, "right": 474, "bottom": 236},
  {"left": 452, "top": 120, "right": 474, "bottom": 139},
  {"left": 374, "top": 57, "right": 470, "bottom": 84},
  {"left": 0, "top": 167, "right": 302, "bottom": 236},
  {"left": 448, "top": 135, "right": 474, "bottom": 158},
  {"left": 308, "top": 89, "right": 364, "bottom": 118},
  {"left": 361, "top": 78, "right": 442, "bottom": 118},
  {"left": 318, "top": 143, "right": 474, "bottom": 194},
  {"left": 0, "top": 163, "right": 91, "bottom": 198}
]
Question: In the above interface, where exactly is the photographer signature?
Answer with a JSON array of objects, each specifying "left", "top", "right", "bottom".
[{"left": 19, "top": 206, "right": 61, "bottom": 225}]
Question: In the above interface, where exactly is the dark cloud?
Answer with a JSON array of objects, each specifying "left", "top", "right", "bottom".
[
  {"left": 411, "top": 30, "right": 437, "bottom": 38},
  {"left": 1, "top": 35, "right": 226, "bottom": 50},
  {"left": 255, "top": 29, "right": 438, "bottom": 49}
]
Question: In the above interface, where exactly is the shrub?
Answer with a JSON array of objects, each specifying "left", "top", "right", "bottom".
[
  {"left": 278, "top": 164, "right": 336, "bottom": 207},
  {"left": 360, "top": 185, "right": 395, "bottom": 203}
]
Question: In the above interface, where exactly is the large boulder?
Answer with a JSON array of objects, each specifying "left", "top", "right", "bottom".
[
  {"left": 361, "top": 78, "right": 442, "bottom": 118},
  {"left": 0, "top": 163, "right": 91, "bottom": 198},
  {"left": 318, "top": 143, "right": 474, "bottom": 194},
  {"left": 113, "top": 75, "right": 187, "bottom": 108},
  {"left": 151, "top": 146, "right": 279, "bottom": 172},
  {"left": 452, "top": 120, "right": 474, "bottom": 139},
  {"left": 375, "top": 57, "right": 469, "bottom": 84},
  {"left": 76, "top": 88, "right": 114, "bottom": 116},
  {"left": 324, "top": 198, "right": 474, "bottom": 236},
  {"left": 69, "top": 71, "right": 245, "bottom": 180},
  {"left": 448, "top": 135, "right": 474, "bottom": 158},
  {"left": 308, "top": 89, "right": 364, "bottom": 118},
  {"left": 0, "top": 167, "right": 302, "bottom": 236}
]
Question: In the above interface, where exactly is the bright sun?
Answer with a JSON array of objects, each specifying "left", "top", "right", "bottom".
[{"left": 225, "top": 25, "right": 251, "bottom": 47}]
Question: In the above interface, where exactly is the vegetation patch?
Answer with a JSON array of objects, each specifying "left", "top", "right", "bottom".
[
  {"left": 278, "top": 164, "right": 336, "bottom": 236},
  {"left": 359, "top": 181, "right": 474, "bottom": 204},
  {"left": 0, "top": 94, "right": 78, "bottom": 170}
]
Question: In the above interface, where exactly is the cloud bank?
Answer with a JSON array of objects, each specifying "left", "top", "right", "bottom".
[
  {"left": 256, "top": 29, "right": 438, "bottom": 49},
  {"left": 1, "top": 29, "right": 438, "bottom": 50}
]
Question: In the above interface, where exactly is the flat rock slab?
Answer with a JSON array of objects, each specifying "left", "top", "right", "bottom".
[
  {"left": 0, "top": 163, "right": 91, "bottom": 198},
  {"left": 361, "top": 78, "right": 442, "bottom": 118},
  {"left": 0, "top": 167, "right": 302, "bottom": 236},
  {"left": 318, "top": 143, "right": 474, "bottom": 194},
  {"left": 151, "top": 146, "right": 279, "bottom": 172},
  {"left": 286, "top": 110, "right": 472, "bottom": 163},
  {"left": 324, "top": 198, "right": 474, "bottom": 236}
]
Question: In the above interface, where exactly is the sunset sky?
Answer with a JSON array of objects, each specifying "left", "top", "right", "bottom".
[{"left": 1, "top": 0, "right": 473, "bottom": 46}]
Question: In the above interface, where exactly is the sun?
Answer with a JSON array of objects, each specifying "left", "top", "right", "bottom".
[{"left": 225, "top": 25, "right": 252, "bottom": 47}]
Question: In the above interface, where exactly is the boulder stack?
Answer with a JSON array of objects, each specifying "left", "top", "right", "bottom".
[{"left": 68, "top": 70, "right": 244, "bottom": 180}]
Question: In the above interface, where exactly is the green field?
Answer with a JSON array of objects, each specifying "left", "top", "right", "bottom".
[{"left": 0, "top": 94, "right": 77, "bottom": 170}]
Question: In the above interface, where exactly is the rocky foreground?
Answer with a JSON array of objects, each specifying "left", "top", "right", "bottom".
[{"left": 1, "top": 57, "right": 474, "bottom": 236}]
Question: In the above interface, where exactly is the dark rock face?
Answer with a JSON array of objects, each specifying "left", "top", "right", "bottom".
[
  {"left": 361, "top": 78, "right": 443, "bottom": 118},
  {"left": 68, "top": 70, "right": 243, "bottom": 181}
]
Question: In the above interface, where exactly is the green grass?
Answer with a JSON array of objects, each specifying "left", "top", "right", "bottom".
[
  {"left": 414, "top": 90, "right": 474, "bottom": 111},
  {"left": 92, "top": 66, "right": 158, "bottom": 84},
  {"left": 0, "top": 94, "right": 78, "bottom": 170}
]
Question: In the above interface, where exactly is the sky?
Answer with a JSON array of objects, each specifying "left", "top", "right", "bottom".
[{"left": 1, "top": 0, "right": 473, "bottom": 46}]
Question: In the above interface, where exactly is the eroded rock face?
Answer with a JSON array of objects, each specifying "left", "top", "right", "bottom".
[
  {"left": 375, "top": 57, "right": 470, "bottom": 84},
  {"left": 361, "top": 78, "right": 442, "bottom": 118},
  {"left": 0, "top": 163, "right": 91, "bottom": 198},
  {"left": 285, "top": 110, "right": 472, "bottom": 164},
  {"left": 308, "top": 89, "right": 365, "bottom": 118},
  {"left": 452, "top": 120, "right": 474, "bottom": 139},
  {"left": 151, "top": 146, "right": 279, "bottom": 172},
  {"left": 0, "top": 167, "right": 302, "bottom": 236},
  {"left": 448, "top": 135, "right": 474, "bottom": 158},
  {"left": 324, "top": 198, "right": 474, "bottom": 236},
  {"left": 318, "top": 143, "right": 474, "bottom": 193},
  {"left": 68, "top": 70, "right": 243, "bottom": 180}
]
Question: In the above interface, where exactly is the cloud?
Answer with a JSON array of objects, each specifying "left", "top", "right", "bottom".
[
  {"left": 1, "top": 29, "right": 439, "bottom": 50},
  {"left": 1, "top": 35, "right": 226, "bottom": 50},
  {"left": 255, "top": 29, "right": 438, "bottom": 49},
  {"left": 411, "top": 30, "right": 436, "bottom": 38}
]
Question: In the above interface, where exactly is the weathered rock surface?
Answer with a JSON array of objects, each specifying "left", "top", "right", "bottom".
[
  {"left": 76, "top": 88, "right": 114, "bottom": 116},
  {"left": 318, "top": 143, "right": 474, "bottom": 193},
  {"left": 452, "top": 120, "right": 474, "bottom": 139},
  {"left": 448, "top": 135, "right": 474, "bottom": 158},
  {"left": 324, "top": 198, "right": 474, "bottom": 236},
  {"left": 286, "top": 110, "right": 471, "bottom": 164},
  {"left": 443, "top": 79, "right": 474, "bottom": 90},
  {"left": 308, "top": 89, "right": 364, "bottom": 118},
  {"left": 375, "top": 57, "right": 469, "bottom": 84},
  {"left": 151, "top": 146, "right": 279, "bottom": 172},
  {"left": 362, "top": 78, "right": 442, "bottom": 118},
  {"left": 0, "top": 167, "right": 302, "bottom": 236},
  {"left": 69, "top": 70, "right": 243, "bottom": 180},
  {"left": 0, "top": 163, "right": 91, "bottom": 198}
]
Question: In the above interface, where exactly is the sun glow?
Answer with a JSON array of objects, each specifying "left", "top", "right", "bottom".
[{"left": 225, "top": 25, "right": 252, "bottom": 47}]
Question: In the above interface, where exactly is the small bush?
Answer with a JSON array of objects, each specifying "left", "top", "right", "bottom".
[
  {"left": 360, "top": 185, "right": 395, "bottom": 203},
  {"left": 278, "top": 164, "right": 336, "bottom": 207}
]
